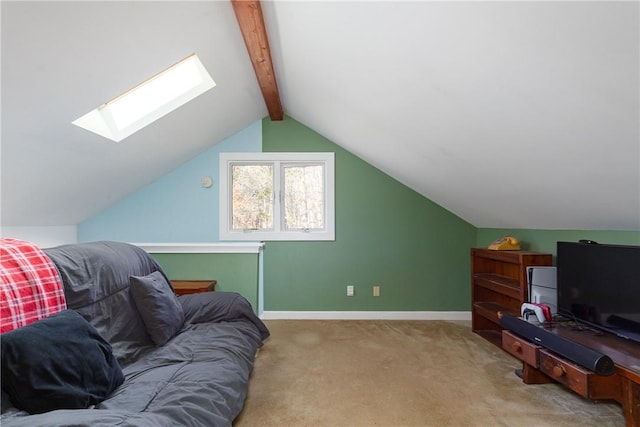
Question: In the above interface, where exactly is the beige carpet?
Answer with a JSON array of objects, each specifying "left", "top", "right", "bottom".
[{"left": 234, "top": 320, "right": 625, "bottom": 427}]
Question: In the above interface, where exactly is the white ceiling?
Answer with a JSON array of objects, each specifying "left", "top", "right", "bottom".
[{"left": 2, "top": 1, "right": 639, "bottom": 231}]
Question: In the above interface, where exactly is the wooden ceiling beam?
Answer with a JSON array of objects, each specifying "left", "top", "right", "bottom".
[{"left": 231, "top": 0, "right": 283, "bottom": 121}]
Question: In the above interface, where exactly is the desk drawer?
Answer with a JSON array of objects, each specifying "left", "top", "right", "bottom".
[
  {"left": 170, "top": 280, "right": 216, "bottom": 296},
  {"left": 502, "top": 330, "right": 540, "bottom": 367},
  {"left": 539, "top": 349, "right": 620, "bottom": 400}
]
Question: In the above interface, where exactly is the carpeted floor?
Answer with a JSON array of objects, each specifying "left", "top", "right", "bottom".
[{"left": 234, "top": 320, "right": 625, "bottom": 427}]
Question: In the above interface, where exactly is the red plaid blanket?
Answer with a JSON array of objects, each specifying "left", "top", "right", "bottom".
[{"left": 0, "top": 238, "right": 67, "bottom": 333}]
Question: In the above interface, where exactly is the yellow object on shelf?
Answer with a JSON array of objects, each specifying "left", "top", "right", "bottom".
[{"left": 488, "top": 236, "right": 520, "bottom": 250}]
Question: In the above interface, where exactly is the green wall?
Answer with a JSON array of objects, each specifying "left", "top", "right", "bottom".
[
  {"left": 144, "top": 117, "right": 639, "bottom": 314},
  {"left": 477, "top": 228, "right": 640, "bottom": 260},
  {"left": 262, "top": 117, "right": 477, "bottom": 311},
  {"left": 151, "top": 253, "right": 260, "bottom": 311}
]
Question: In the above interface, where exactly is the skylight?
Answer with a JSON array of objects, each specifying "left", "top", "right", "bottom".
[{"left": 73, "top": 53, "right": 215, "bottom": 142}]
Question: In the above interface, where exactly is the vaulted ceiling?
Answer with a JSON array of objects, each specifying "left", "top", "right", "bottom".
[{"left": 2, "top": 1, "right": 639, "bottom": 231}]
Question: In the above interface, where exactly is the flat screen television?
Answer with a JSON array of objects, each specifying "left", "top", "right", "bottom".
[{"left": 557, "top": 241, "right": 640, "bottom": 344}]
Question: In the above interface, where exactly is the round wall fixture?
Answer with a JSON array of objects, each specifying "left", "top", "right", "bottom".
[{"left": 201, "top": 176, "right": 213, "bottom": 188}]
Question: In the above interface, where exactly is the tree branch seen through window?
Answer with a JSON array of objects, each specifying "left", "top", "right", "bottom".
[{"left": 220, "top": 153, "right": 335, "bottom": 241}]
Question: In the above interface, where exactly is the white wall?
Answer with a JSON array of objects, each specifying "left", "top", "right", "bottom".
[{"left": 1, "top": 226, "right": 78, "bottom": 248}]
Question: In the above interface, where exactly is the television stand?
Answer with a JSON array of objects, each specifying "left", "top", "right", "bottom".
[{"left": 503, "top": 321, "right": 640, "bottom": 426}]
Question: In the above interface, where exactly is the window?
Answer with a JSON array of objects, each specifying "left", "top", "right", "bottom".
[
  {"left": 220, "top": 152, "right": 335, "bottom": 241},
  {"left": 72, "top": 53, "right": 215, "bottom": 142}
]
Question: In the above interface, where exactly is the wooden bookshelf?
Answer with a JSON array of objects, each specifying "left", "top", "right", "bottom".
[{"left": 471, "top": 248, "right": 552, "bottom": 347}]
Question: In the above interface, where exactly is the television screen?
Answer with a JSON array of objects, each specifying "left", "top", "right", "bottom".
[{"left": 557, "top": 241, "right": 640, "bottom": 343}]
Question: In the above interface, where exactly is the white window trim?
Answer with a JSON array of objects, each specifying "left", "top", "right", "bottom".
[{"left": 220, "top": 152, "right": 335, "bottom": 241}]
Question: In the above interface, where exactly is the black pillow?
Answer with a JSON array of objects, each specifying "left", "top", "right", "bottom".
[
  {"left": 130, "top": 271, "right": 185, "bottom": 346},
  {"left": 1, "top": 310, "right": 124, "bottom": 414}
]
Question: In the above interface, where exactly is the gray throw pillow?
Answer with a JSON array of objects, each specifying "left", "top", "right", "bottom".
[{"left": 129, "top": 271, "right": 185, "bottom": 346}]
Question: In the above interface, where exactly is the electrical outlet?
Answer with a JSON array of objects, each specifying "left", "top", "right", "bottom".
[
  {"left": 373, "top": 285, "right": 380, "bottom": 297},
  {"left": 347, "top": 285, "right": 354, "bottom": 296}
]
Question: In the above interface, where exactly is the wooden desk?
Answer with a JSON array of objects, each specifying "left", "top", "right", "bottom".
[
  {"left": 170, "top": 280, "right": 216, "bottom": 296},
  {"left": 503, "top": 322, "right": 640, "bottom": 426}
]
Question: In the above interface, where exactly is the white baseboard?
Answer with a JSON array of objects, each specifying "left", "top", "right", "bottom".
[{"left": 260, "top": 311, "right": 471, "bottom": 321}]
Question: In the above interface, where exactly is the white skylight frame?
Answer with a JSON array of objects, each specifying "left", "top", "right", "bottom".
[{"left": 73, "top": 53, "right": 215, "bottom": 142}]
